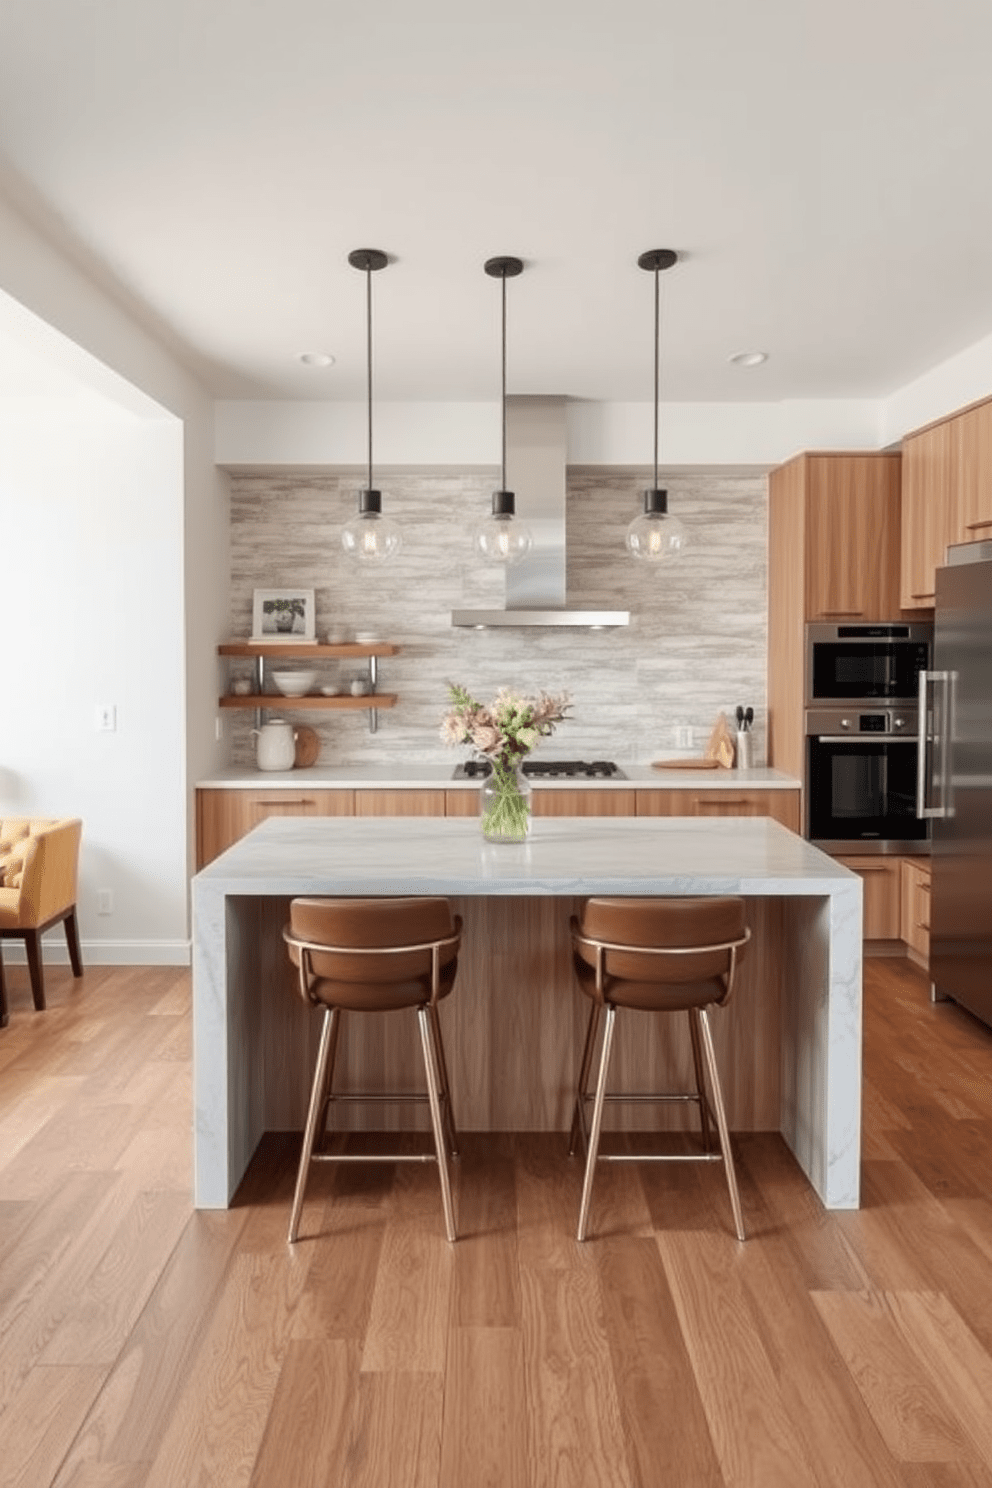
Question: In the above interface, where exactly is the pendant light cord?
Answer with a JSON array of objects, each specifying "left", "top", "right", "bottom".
[
  {"left": 365, "top": 263, "right": 374, "bottom": 491},
  {"left": 501, "top": 273, "right": 507, "bottom": 490},
  {"left": 653, "top": 265, "right": 660, "bottom": 491}
]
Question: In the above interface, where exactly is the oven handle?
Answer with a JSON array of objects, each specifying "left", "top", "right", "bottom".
[
  {"left": 811, "top": 735, "right": 916, "bottom": 744},
  {"left": 917, "top": 669, "right": 952, "bottom": 819}
]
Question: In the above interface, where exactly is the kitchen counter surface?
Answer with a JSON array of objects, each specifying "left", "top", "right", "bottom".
[
  {"left": 193, "top": 815, "right": 859, "bottom": 1214},
  {"left": 197, "top": 763, "right": 800, "bottom": 790}
]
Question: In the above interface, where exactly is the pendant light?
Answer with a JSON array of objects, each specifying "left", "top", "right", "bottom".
[
  {"left": 341, "top": 248, "right": 401, "bottom": 562},
  {"left": 475, "top": 256, "right": 532, "bottom": 565},
  {"left": 626, "top": 248, "right": 686, "bottom": 563}
]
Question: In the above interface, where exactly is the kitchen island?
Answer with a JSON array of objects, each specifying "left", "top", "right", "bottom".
[{"left": 192, "top": 814, "right": 861, "bottom": 1212}]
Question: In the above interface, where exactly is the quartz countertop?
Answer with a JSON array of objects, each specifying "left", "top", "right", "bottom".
[
  {"left": 196, "top": 812, "right": 848, "bottom": 896},
  {"left": 196, "top": 763, "right": 801, "bottom": 791}
]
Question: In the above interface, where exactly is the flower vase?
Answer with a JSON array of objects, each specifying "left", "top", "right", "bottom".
[{"left": 480, "top": 760, "right": 533, "bottom": 843}]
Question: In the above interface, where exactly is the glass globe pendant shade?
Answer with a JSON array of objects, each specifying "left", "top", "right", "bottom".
[
  {"left": 625, "top": 489, "right": 686, "bottom": 563},
  {"left": 474, "top": 490, "right": 532, "bottom": 565},
  {"left": 341, "top": 489, "right": 402, "bottom": 563}
]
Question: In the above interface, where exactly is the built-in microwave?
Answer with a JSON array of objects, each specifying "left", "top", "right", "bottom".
[{"left": 805, "top": 622, "right": 932, "bottom": 705}]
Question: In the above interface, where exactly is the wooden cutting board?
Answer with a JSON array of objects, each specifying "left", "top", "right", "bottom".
[
  {"left": 294, "top": 725, "right": 320, "bottom": 768},
  {"left": 651, "top": 758, "right": 721, "bottom": 770}
]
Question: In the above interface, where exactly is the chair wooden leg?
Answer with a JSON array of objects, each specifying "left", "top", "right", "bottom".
[
  {"left": 64, "top": 908, "right": 83, "bottom": 978},
  {"left": 568, "top": 1002, "right": 601, "bottom": 1157},
  {"left": 687, "top": 1008, "right": 713, "bottom": 1152},
  {"left": 697, "top": 1007, "right": 746, "bottom": 1242},
  {"left": 0, "top": 948, "right": 8, "bottom": 1028},
  {"left": 418, "top": 1006, "right": 457, "bottom": 1242},
  {"left": 288, "top": 1007, "right": 338, "bottom": 1244},
  {"left": 576, "top": 1004, "right": 617, "bottom": 1243},
  {"left": 428, "top": 1002, "right": 459, "bottom": 1158},
  {"left": 25, "top": 932, "right": 45, "bottom": 1011}
]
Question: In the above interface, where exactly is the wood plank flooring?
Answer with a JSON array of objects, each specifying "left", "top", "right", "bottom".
[{"left": 1, "top": 954, "right": 991, "bottom": 1486}]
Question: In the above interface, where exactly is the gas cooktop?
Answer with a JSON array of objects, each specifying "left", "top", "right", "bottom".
[{"left": 453, "top": 759, "right": 626, "bottom": 780}]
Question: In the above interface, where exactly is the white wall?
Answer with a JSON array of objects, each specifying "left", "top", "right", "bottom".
[
  {"left": 0, "top": 397, "right": 188, "bottom": 960},
  {"left": 0, "top": 190, "right": 230, "bottom": 965}
]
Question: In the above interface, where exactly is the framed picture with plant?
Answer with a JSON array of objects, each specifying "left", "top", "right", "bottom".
[{"left": 251, "top": 587, "right": 316, "bottom": 642}]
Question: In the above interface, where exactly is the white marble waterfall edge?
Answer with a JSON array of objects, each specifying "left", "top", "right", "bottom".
[{"left": 191, "top": 815, "right": 862, "bottom": 1211}]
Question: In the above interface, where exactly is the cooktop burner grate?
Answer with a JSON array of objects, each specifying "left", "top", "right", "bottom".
[{"left": 454, "top": 759, "right": 625, "bottom": 780}]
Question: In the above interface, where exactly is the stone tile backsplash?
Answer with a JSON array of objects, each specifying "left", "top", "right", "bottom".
[{"left": 227, "top": 468, "right": 767, "bottom": 768}]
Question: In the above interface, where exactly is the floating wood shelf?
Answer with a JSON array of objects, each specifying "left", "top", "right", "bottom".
[
  {"left": 218, "top": 642, "right": 401, "bottom": 659},
  {"left": 219, "top": 693, "right": 398, "bottom": 712}
]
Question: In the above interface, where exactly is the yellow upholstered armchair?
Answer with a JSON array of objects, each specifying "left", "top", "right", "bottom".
[{"left": 0, "top": 818, "right": 83, "bottom": 1026}]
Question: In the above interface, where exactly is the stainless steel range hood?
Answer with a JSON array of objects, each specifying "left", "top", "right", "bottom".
[{"left": 451, "top": 396, "right": 629, "bottom": 628}]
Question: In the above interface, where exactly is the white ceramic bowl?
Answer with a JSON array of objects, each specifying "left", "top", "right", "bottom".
[
  {"left": 319, "top": 683, "right": 341, "bottom": 697},
  {"left": 271, "top": 669, "right": 317, "bottom": 697}
]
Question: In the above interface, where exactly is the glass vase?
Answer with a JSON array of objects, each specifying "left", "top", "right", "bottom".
[{"left": 480, "top": 759, "right": 533, "bottom": 843}]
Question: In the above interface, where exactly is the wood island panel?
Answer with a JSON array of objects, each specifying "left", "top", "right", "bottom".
[{"left": 251, "top": 893, "right": 784, "bottom": 1136}]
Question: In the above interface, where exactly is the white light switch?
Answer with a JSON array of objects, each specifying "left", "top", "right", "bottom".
[{"left": 95, "top": 704, "right": 117, "bottom": 732}]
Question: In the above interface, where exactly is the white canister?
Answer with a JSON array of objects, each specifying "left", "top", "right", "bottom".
[{"left": 253, "top": 719, "right": 296, "bottom": 771}]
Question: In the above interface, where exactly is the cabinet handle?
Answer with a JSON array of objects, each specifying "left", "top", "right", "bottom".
[
  {"left": 694, "top": 798, "right": 750, "bottom": 807},
  {"left": 966, "top": 519, "right": 992, "bottom": 530},
  {"left": 819, "top": 610, "right": 864, "bottom": 618},
  {"left": 254, "top": 798, "right": 315, "bottom": 807},
  {"left": 917, "top": 920, "right": 930, "bottom": 932},
  {"left": 854, "top": 865, "right": 892, "bottom": 873},
  {"left": 911, "top": 592, "right": 936, "bottom": 600}
]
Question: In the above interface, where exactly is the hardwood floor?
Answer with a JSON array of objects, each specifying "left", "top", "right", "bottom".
[{"left": 1, "top": 954, "right": 991, "bottom": 1486}]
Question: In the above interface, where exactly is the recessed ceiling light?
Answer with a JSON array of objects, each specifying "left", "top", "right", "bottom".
[
  {"left": 728, "top": 350, "right": 768, "bottom": 368},
  {"left": 297, "top": 351, "right": 335, "bottom": 367}
]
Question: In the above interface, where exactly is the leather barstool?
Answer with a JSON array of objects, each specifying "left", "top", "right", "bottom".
[
  {"left": 569, "top": 896, "right": 751, "bottom": 1243},
  {"left": 283, "top": 896, "right": 462, "bottom": 1243}
]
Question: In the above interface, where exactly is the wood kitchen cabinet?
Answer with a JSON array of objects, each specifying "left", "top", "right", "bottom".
[
  {"left": 834, "top": 855, "right": 902, "bottom": 941},
  {"left": 900, "top": 858, "right": 931, "bottom": 967},
  {"left": 767, "top": 451, "right": 902, "bottom": 785},
  {"left": 900, "top": 420, "right": 957, "bottom": 610},
  {"left": 353, "top": 790, "right": 446, "bottom": 816},
  {"left": 533, "top": 789, "right": 639, "bottom": 816},
  {"left": 635, "top": 788, "right": 801, "bottom": 833},
  {"left": 956, "top": 397, "right": 992, "bottom": 545},
  {"left": 196, "top": 788, "right": 354, "bottom": 868}
]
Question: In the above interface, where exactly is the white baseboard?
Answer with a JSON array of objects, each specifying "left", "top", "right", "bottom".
[{"left": 3, "top": 939, "right": 191, "bottom": 967}]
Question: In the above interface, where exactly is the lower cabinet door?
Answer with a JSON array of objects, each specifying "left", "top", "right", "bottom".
[
  {"left": 835, "top": 856, "right": 902, "bottom": 940},
  {"left": 636, "top": 788, "right": 800, "bottom": 832},
  {"left": 900, "top": 859, "right": 931, "bottom": 963}
]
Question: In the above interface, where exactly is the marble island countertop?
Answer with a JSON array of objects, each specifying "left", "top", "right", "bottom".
[{"left": 197, "top": 763, "right": 801, "bottom": 791}]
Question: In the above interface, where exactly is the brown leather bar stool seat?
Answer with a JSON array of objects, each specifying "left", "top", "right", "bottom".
[
  {"left": 283, "top": 896, "right": 462, "bottom": 1243},
  {"left": 569, "top": 896, "right": 751, "bottom": 1243}
]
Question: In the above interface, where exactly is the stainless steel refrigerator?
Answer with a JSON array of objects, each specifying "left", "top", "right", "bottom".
[{"left": 920, "top": 539, "right": 992, "bottom": 1028}]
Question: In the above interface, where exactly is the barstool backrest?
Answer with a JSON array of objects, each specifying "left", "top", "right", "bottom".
[
  {"left": 285, "top": 896, "right": 461, "bottom": 1008},
  {"left": 573, "top": 896, "right": 749, "bottom": 1002}
]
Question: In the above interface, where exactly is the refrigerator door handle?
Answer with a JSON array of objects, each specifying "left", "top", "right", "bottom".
[{"left": 917, "top": 669, "right": 952, "bottom": 819}]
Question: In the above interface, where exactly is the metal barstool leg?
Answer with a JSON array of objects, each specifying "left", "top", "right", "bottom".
[
  {"left": 418, "top": 1006, "right": 457, "bottom": 1242},
  {"left": 687, "top": 1008, "right": 713, "bottom": 1152},
  {"left": 576, "top": 1004, "right": 617, "bottom": 1242},
  {"left": 569, "top": 1002, "right": 602, "bottom": 1157},
  {"left": 697, "top": 1007, "right": 746, "bottom": 1242},
  {"left": 428, "top": 1002, "right": 459, "bottom": 1158},
  {"left": 288, "top": 1006, "right": 339, "bottom": 1244},
  {"left": 315, "top": 1006, "right": 342, "bottom": 1140}
]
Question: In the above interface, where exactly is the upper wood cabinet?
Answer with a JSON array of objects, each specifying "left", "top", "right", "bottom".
[
  {"left": 957, "top": 397, "right": 992, "bottom": 543},
  {"left": 767, "top": 451, "right": 902, "bottom": 783},
  {"left": 900, "top": 420, "right": 957, "bottom": 609},
  {"left": 802, "top": 454, "right": 903, "bottom": 621}
]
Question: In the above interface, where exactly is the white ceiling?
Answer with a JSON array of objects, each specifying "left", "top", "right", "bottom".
[{"left": 2, "top": 0, "right": 992, "bottom": 406}]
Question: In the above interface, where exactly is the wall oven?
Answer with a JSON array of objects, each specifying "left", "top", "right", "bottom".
[
  {"left": 804, "top": 622, "right": 933, "bottom": 853},
  {"left": 805, "top": 707, "right": 929, "bottom": 852},
  {"left": 806, "top": 622, "right": 932, "bottom": 703}
]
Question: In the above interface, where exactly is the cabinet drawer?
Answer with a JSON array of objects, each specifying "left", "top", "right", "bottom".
[
  {"left": 835, "top": 856, "right": 902, "bottom": 940},
  {"left": 900, "top": 859, "right": 931, "bottom": 962},
  {"left": 195, "top": 787, "right": 354, "bottom": 868},
  {"left": 354, "top": 790, "right": 446, "bottom": 816},
  {"left": 636, "top": 788, "right": 800, "bottom": 831}
]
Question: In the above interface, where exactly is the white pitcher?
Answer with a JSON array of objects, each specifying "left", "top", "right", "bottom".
[{"left": 253, "top": 719, "right": 296, "bottom": 771}]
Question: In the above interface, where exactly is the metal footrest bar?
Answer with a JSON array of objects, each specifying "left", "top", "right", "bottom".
[{"left": 310, "top": 1151, "right": 441, "bottom": 1164}]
